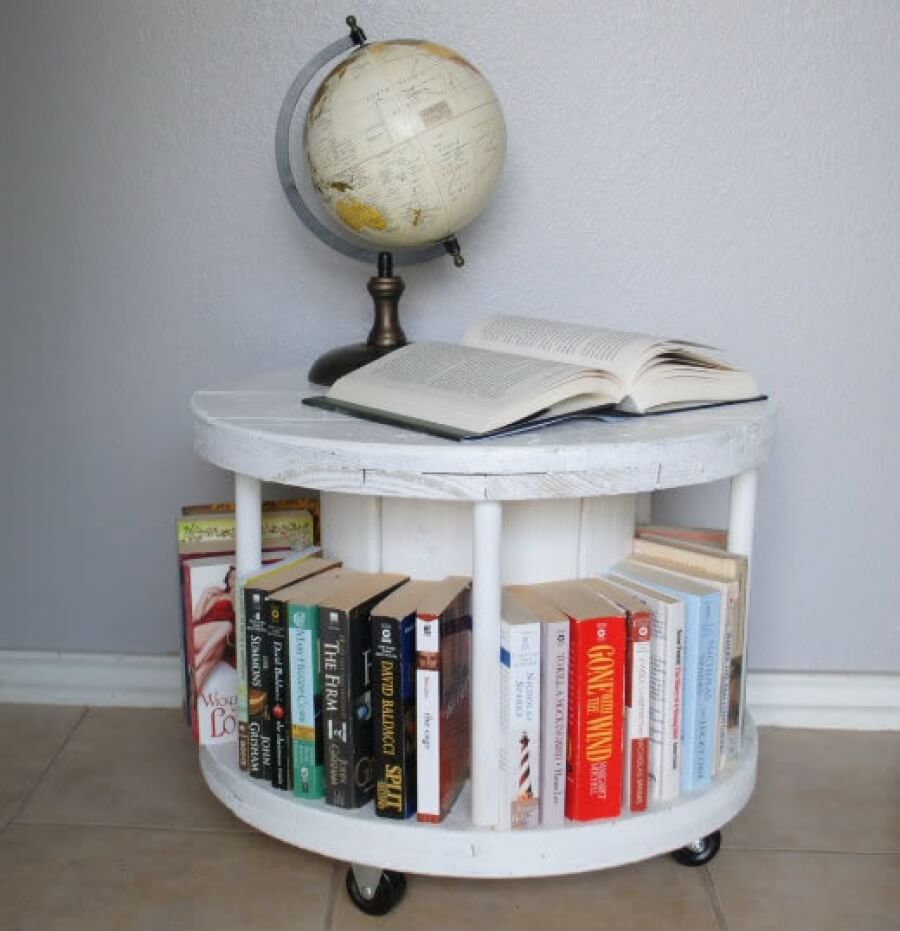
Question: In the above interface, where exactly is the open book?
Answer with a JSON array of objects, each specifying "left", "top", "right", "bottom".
[{"left": 304, "top": 315, "right": 763, "bottom": 440}]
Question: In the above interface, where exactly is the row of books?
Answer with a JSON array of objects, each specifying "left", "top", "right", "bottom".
[
  {"left": 178, "top": 504, "right": 748, "bottom": 825},
  {"left": 239, "top": 558, "right": 473, "bottom": 821},
  {"left": 225, "top": 527, "right": 747, "bottom": 826}
]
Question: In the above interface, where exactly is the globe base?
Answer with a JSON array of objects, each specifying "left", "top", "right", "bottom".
[{"left": 308, "top": 342, "right": 404, "bottom": 387}]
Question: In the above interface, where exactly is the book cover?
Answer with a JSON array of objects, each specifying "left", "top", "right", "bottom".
[
  {"left": 176, "top": 537, "right": 293, "bottom": 730},
  {"left": 275, "top": 568, "right": 360, "bottom": 800},
  {"left": 632, "top": 535, "right": 749, "bottom": 759},
  {"left": 177, "top": 508, "right": 317, "bottom": 549},
  {"left": 242, "top": 556, "right": 341, "bottom": 778},
  {"left": 584, "top": 578, "right": 652, "bottom": 813},
  {"left": 370, "top": 580, "right": 434, "bottom": 819},
  {"left": 416, "top": 577, "right": 472, "bottom": 824},
  {"left": 498, "top": 588, "right": 544, "bottom": 830},
  {"left": 320, "top": 572, "right": 409, "bottom": 809},
  {"left": 534, "top": 580, "right": 627, "bottom": 821},
  {"left": 612, "top": 560, "right": 720, "bottom": 793},
  {"left": 606, "top": 574, "right": 685, "bottom": 804}
]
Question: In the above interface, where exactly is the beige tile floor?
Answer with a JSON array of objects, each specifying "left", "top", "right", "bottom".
[{"left": 0, "top": 706, "right": 897, "bottom": 931}]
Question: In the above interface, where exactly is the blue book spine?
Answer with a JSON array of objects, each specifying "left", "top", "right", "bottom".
[{"left": 685, "top": 592, "right": 721, "bottom": 792}]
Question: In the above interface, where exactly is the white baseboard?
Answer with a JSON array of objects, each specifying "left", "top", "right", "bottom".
[
  {"left": 0, "top": 652, "right": 898, "bottom": 730},
  {"left": 0, "top": 651, "right": 184, "bottom": 709}
]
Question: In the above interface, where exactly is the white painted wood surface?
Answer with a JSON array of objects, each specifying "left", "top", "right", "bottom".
[
  {"left": 191, "top": 370, "right": 776, "bottom": 501},
  {"left": 200, "top": 717, "right": 758, "bottom": 878},
  {"left": 192, "top": 369, "right": 776, "bottom": 871}
]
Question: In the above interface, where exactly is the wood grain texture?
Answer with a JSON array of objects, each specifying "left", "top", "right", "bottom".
[{"left": 192, "top": 370, "right": 776, "bottom": 502}]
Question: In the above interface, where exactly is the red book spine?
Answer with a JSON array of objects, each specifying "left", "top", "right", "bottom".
[
  {"left": 565, "top": 614, "right": 626, "bottom": 820},
  {"left": 626, "top": 610, "right": 652, "bottom": 813}
]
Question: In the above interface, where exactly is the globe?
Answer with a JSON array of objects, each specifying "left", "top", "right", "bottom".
[{"left": 304, "top": 38, "right": 507, "bottom": 250}]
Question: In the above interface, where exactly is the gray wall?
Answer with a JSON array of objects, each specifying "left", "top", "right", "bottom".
[{"left": 2, "top": 1, "right": 898, "bottom": 670}]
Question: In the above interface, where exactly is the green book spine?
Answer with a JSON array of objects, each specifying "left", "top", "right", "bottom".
[{"left": 289, "top": 602, "right": 325, "bottom": 799}]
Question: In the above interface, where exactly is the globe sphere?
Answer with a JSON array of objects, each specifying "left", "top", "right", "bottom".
[{"left": 304, "top": 39, "right": 506, "bottom": 249}]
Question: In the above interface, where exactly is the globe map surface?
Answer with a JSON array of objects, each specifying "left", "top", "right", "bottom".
[{"left": 304, "top": 39, "right": 506, "bottom": 249}]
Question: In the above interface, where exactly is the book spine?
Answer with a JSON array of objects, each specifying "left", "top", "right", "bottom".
[
  {"left": 624, "top": 611, "right": 651, "bottom": 813},
  {"left": 373, "top": 612, "right": 416, "bottom": 818},
  {"left": 716, "top": 590, "right": 735, "bottom": 772},
  {"left": 415, "top": 613, "right": 441, "bottom": 823},
  {"left": 236, "top": 579, "right": 249, "bottom": 769},
  {"left": 267, "top": 598, "right": 291, "bottom": 791},
  {"left": 289, "top": 602, "right": 325, "bottom": 799},
  {"left": 322, "top": 604, "right": 376, "bottom": 809},
  {"left": 565, "top": 616, "right": 626, "bottom": 821},
  {"left": 539, "top": 619, "right": 569, "bottom": 827},
  {"left": 499, "top": 621, "right": 541, "bottom": 830},
  {"left": 244, "top": 587, "right": 270, "bottom": 779},
  {"left": 726, "top": 579, "right": 744, "bottom": 760},
  {"left": 656, "top": 608, "right": 684, "bottom": 802},
  {"left": 321, "top": 607, "right": 351, "bottom": 807},
  {"left": 681, "top": 596, "right": 720, "bottom": 793}
]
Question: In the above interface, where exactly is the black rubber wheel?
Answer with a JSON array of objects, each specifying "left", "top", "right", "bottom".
[
  {"left": 671, "top": 830, "right": 722, "bottom": 867},
  {"left": 345, "top": 867, "right": 407, "bottom": 916}
]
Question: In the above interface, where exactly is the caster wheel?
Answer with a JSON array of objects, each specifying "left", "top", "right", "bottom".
[
  {"left": 345, "top": 867, "right": 407, "bottom": 916},
  {"left": 672, "top": 830, "right": 722, "bottom": 867}
]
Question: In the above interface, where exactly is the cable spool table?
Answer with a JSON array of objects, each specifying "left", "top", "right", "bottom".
[{"left": 191, "top": 370, "right": 775, "bottom": 915}]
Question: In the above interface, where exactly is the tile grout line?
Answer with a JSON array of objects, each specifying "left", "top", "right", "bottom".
[
  {"left": 322, "top": 860, "right": 342, "bottom": 931},
  {"left": 12, "top": 816, "right": 257, "bottom": 836},
  {"left": 6, "top": 706, "right": 90, "bottom": 828},
  {"left": 702, "top": 864, "right": 731, "bottom": 931}
]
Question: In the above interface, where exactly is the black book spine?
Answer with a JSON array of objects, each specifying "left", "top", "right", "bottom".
[
  {"left": 244, "top": 587, "right": 270, "bottom": 780},
  {"left": 267, "top": 598, "right": 291, "bottom": 791},
  {"left": 322, "top": 605, "right": 377, "bottom": 808},
  {"left": 373, "top": 613, "right": 415, "bottom": 818}
]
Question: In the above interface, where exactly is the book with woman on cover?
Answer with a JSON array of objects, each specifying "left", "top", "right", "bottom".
[{"left": 304, "top": 314, "right": 763, "bottom": 440}]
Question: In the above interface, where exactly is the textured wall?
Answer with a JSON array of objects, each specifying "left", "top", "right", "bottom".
[{"left": 1, "top": 1, "right": 898, "bottom": 669}]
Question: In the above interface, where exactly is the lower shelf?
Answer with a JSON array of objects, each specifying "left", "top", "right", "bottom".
[{"left": 200, "top": 716, "right": 757, "bottom": 879}]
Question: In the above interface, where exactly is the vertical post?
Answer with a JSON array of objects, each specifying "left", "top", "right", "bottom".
[
  {"left": 234, "top": 473, "right": 262, "bottom": 576},
  {"left": 471, "top": 500, "right": 502, "bottom": 828},
  {"left": 727, "top": 469, "right": 758, "bottom": 559},
  {"left": 728, "top": 468, "right": 758, "bottom": 742}
]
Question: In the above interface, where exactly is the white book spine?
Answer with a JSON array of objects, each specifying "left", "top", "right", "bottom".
[
  {"left": 416, "top": 616, "right": 440, "bottom": 819},
  {"left": 624, "top": 633, "right": 652, "bottom": 811},
  {"left": 539, "top": 619, "right": 569, "bottom": 827},
  {"left": 499, "top": 620, "right": 541, "bottom": 830},
  {"left": 636, "top": 592, "right": 683, "bottom": 803}
]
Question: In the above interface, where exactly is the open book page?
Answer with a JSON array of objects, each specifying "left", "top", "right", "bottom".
[
  {"left": 465, "top": 315, "right": 758, "bottom": 413},
  {"left": 327, "top": 341, "right": 620, "bottom": 434},
  {"left": 463, "top": 315, "right": 674, "bottom": 381}
]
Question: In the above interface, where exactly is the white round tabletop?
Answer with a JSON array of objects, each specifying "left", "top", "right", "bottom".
[{"left": 191, "top": 368, "right": 776, "bottom": 501}]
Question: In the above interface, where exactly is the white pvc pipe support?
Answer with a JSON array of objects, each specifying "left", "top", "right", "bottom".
[
  {"left": 234, "top": 473, "right": 262, "bottom": 577},
  {"left": 470, "top": 500, "right": 502, "bottom": 828},
  {"left": 728, "top": 469, "right": 758, "bottom": 560}
]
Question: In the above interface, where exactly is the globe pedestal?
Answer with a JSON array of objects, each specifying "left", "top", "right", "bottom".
[
  {"left": 308, "top": 252, "right": 407, "bottom": 387},
  {"left": 308, "top": 342, "right": 398, "bottom": 387}
]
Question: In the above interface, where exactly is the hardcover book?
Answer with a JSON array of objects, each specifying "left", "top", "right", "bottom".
[
  {"left": 176, "top": 506, "right": 317, "bottom": 549},
  {"left": 632, "top": 535, "right": 749, "bottom": 758},
  {"left": 612, "top": 560, "right": 720, "bottom": 793},
  {"left": 242, "top": 556, "right": 341, "bottom": 779},
  {"left": 497, "top": 587, "right": 545, "bottom": 830},
  {"left": 634, "top": 524, "right": 728, "bottom": 549},
  {"left": 416, "top": 576, "right": 473, "bottom": 824},
  {"left": 305, "top": 314, "right": 762, "bottom": 439},
  {"left": 275, "top": 567, "right": 362, "bottom": 800},
  {"left": 370, "top": 580, "right": 435, "bottom": 819},
  {"left": 533, "top": 580, "right": 627, "bottom": 821},
  {"left": 606, "top": 574, "right": 685, "bottom": 803},
  {"left": 320, "top": 572, "right": 409, "bottom": 809},
  {"left": 584, "top": 578, "right": 652, "bottom": 813}
]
